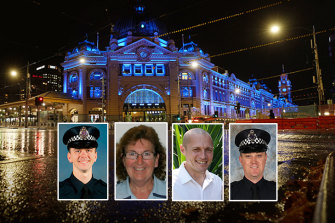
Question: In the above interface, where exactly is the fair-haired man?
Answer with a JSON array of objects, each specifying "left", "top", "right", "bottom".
[
  {"left": 59, "top": 126, "right": 107, "bottom": 199},
  {"left": 230, "top": 128, "right": 276, "bottom": 200},
  {"left": 173, "top": 128, "right": 222, "bottom": 200}
]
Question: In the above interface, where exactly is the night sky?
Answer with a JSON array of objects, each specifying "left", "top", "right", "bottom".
[{"left": 1, "top": 0, "right": 335, "bottom": 105}]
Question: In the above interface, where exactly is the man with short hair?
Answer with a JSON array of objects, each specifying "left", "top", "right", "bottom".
[
  {"left": 172, "top": 128, "right": 223, "bottom": 200},
  {"left": 59, "top": 125, "right": 107, "bottom": 199},
  {"left": 230, "top": 128, "right": 276, "bottom": 200}
]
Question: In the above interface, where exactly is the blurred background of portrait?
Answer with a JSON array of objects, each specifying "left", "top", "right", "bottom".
[
  {"left": 230, "top": 124, "right": 277, "bottom": 182},
  {"left": 58, "top": 123, "right": 108, "bottom": 182},
  {"left": 173, "top": 124, "right": 223, "bottom": 180}
]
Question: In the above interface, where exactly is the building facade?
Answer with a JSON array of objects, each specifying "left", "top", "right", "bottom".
[{"left": 61, "top": 6, "right": 294, "bottom": 122}]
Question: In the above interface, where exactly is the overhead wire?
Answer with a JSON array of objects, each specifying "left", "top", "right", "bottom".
[{"left": 157, "top": 0, "right": 288, "bottom": 38}]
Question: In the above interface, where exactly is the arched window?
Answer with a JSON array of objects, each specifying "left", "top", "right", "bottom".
[{"left": 125, "top": 89, "right": 164, "bottom": 104}]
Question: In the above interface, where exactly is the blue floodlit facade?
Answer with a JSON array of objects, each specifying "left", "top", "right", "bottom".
[{"left": 61, "top": 4, "right": 295, "bottom": 122}]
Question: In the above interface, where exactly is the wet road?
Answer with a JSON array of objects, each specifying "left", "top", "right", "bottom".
[{"left": 0, "top": 128, "right": 335, "bottom": 222}]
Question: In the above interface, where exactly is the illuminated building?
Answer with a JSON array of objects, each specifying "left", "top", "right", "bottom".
[
  {"left": 61, "top": 2, "right": 295, "bottom": 122},
  {"left": 31, "top": 64, "right": 63, "bottom": 94}
]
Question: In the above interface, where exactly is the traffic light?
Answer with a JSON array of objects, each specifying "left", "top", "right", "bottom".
[
  {"left": 213, "top": 111, "right": 218, "bottom": 118},
  {"left": 177, "top": 115, "right": 181, "bottom": 121},
  {"left": 35, "top": 97, "right": 44, "bottom": 106}
]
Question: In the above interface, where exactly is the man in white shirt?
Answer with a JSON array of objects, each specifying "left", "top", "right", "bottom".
[{"left": 172, "top": 128, "right": 223, "bottom": 201}]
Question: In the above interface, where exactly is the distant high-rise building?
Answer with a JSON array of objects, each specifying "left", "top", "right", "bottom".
[{"left": 30, "top": 64, "right": 63, "bottom": 95}]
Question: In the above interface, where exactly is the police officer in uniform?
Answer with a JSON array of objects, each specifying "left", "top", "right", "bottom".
[
  {"left": 230, "top": 128, "right": 276, "bottom": 200},
  {"left": 59, "top": 126, "right": 107, "bottom": 199}
]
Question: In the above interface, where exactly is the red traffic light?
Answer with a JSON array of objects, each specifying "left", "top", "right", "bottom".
[{"left": 35, "top": 97, "right": 44, "bottom": 106}]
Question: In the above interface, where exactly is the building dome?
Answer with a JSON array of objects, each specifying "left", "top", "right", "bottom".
[{"left": 113, "top": 3, "right": 168, "bottom": 39}]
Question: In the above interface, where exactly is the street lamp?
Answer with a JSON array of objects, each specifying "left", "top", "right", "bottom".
[
  {"left": 10, "top": 70, "right": 18, "bottom": 77},
  {"left": 191, "top": 61, "right": 198, "bottom": 68},
  {"left": 79, "top": 58, "right": 86, "bottom": 64},
  {"left": 270, "top": 25, "right": 280, "bottom": 34},
  {"left": 269, "top": 24, "right": 325, "bottom": 105}
]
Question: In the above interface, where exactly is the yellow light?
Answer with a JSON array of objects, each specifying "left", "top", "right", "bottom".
[
  {"left": 270, "top": 25, "right": 280, "bottom": 33},
  {"left": 79, "top": 58, "right": 86, "bottom": 64},
  {"left": 191, "top": 61, "right": 198, "bottom": 68},
  {"left": 235, "top": 88, "right": 240, "bottom": 94},
  {"left": 10, "top": 70, "right": 18, "bottom": 77}
]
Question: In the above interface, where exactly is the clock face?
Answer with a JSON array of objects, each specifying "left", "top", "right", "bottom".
[
  {"left": 137, "top": 47, "right": 151, "bottom": 61},
  {"left": 140, "top": 51, "right": 148, "bottom": 58},
  {"left": 283, "top": 88, "right": 287, "bottom": 92}
]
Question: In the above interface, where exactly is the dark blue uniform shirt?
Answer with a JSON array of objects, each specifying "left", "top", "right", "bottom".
[
  {"left": 59, "top": 173, "right": 107, "bottom": 199},
  {"left": 230, "top": 176, "right": 276, "bottom": 200}
]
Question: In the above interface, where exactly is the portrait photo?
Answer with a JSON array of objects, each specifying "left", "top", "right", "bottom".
[
  {"left": 58, "top": 123, "right": 108, "bottom": 200},
  {"left": 229, "top": 123, "right": 277, "bottom": 201},
  {"left": 172, "top": 123, "right": 224, "bottom": 201},
  {"left": 114, "top": 122, "right": 167, "bottom": 200}
]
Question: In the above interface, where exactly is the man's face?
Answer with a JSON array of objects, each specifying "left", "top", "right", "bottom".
[
  {"left": 239, "top": 152, "right": 267, "bottom": 182},
  {"left": 181, "top": 133, "right": 213, "bottom": 175},
  {"left": 123, "top": 139, "right": 159, "bottom": 185},
  {"left": 67, "top": 148, "right": 97, "bottom": 173}
]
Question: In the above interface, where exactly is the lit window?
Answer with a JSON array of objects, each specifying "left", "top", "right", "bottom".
[
  {"left": 71, "top": 89, "right": 78, "bottom": 99},
  {"left": 122, "top": 64, "right": 132, "bottom": 76},
  {"left": 181, "top": 87, "right": 193, "bottom": 97},
  {"left": 156, "top": 64, "right": 165, "bottom": 76},
  {"left": 203, "top": 74, "right": 208, "bottom": 83},
  {"left": 145, "top": 64, "right": 154, "bottom": 76},
  {"left": 134, "top": 64, "right": 143, "bottom": 76},
  {"left": 69, "top": 73, "right": 78, "bottom": 83},
  {"left": 90, "top": 71, "right": 103, "bottom": 80},
  {"left": 181, "top": 72, "right": 191, "bottom": 80},
  {"left": 90, "top": 86, "right": 102, "bottom": 98}
]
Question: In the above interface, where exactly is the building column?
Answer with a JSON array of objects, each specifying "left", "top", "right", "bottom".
[
  {"left": 63, "top": 72, "right": 68, "bottom": 93},
  {"left": 79, "top": 68, "right": 88, "bottom": 121}
]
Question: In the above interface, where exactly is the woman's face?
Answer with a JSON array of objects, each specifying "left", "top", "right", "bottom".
[{"left": 123, "top": 139, "right": 159, "bottom": 185}]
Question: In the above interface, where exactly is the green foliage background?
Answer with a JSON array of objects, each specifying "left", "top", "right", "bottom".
[{"left": 172, "top": 124, "right": 223, "bottom": 179}]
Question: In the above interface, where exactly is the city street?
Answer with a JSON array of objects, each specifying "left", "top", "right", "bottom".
[{"left": 0, "top": 128, "right": 335, "bottom": 222}]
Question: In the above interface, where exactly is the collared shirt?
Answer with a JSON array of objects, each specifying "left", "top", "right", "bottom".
[
  {"left": 230, "top": 176, "right": 276, "bottom": 200},
  {"left": 172, "top": 161, "right": 223, "bottom": 201},
  {"left": 59, "top": 173, "right": 107, "bottom": 199},
  {"left": 116, "top": 176, "right": 166, "bottom": 199}
]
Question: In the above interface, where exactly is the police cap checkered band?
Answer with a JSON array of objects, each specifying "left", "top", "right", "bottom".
[
  {"left": 235, "top": 128, "right": 271, "bottom": 153},
  {"left": 63, "top": 125, "right": 100, "bottom": 149}
]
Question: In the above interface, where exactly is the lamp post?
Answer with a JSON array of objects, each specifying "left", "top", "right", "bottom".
[
  {"left": 270, "top": 24, "right": 325, "bottom": 105},
  {"left": 101, "top": 74, "right": 105, "bottom": 122},
  {"left": 312, "top": 25, "right": 325, "bottom": 105},
  {"left": 25, "top": 62, "right": 31, "bottom": 128},
  {"left": 10, "top": 62, "right": 30, "bottom": 128}
]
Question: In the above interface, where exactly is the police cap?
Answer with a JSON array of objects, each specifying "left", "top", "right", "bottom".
[
  {"left": 63, "top": 126, "right": 100, "bottom": 150},
  {"left": 235, "top": 128, "right": 270, "bottom": 153}
]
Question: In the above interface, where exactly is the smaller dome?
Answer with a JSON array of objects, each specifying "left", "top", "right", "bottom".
[
  {"left": 71, "top": 39, "right": 99, "bottom": 54},
  {"left": 179, "top": 41, "right": 204, "bottom": 54}
]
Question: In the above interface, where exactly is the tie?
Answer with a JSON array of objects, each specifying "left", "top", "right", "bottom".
[
  {"left": 81, "top": 185, "right": 90, "bottom": 199},
  {"left": 251, "top": 184, "right": 259, "bottom": 200}
]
